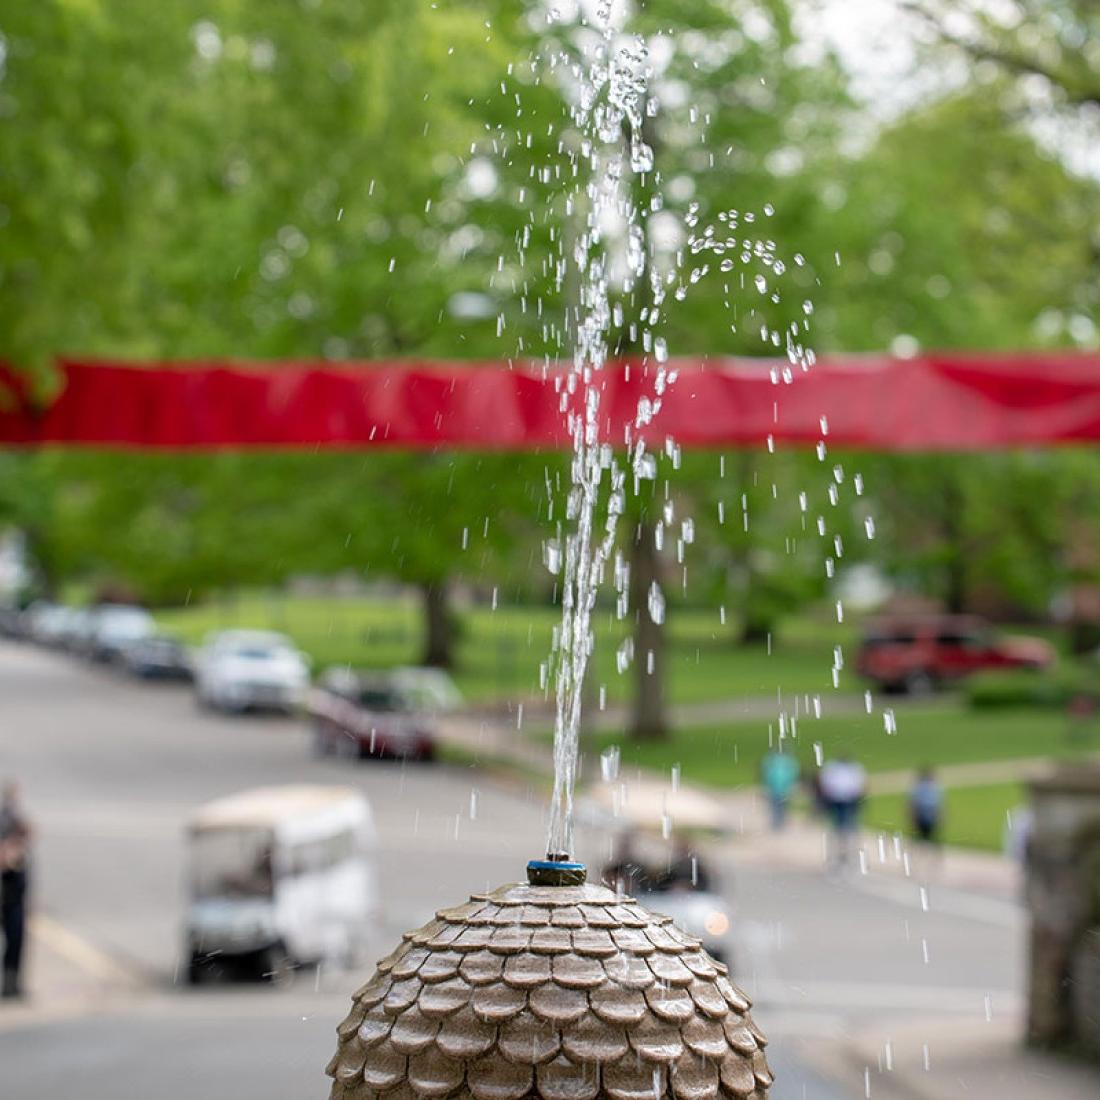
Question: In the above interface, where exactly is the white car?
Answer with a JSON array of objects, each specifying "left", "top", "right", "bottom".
[
  {"left": 194, "top": 630, "right": 309, "bottom": 713},
  {"left": 87, "top": 604, "right": 156, "bottom": 662}
]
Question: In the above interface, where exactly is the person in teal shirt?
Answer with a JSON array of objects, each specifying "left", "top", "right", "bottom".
[{"left": 761, "top": 749, "right": 800, "bottom": 830}]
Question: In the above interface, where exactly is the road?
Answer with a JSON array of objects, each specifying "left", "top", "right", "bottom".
[{"left": 0, "top": 640, "right": 1023, "bottom": 1099}]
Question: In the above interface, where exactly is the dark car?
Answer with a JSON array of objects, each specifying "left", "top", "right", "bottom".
[
  {"left": 308, "top": 670, "right": 436, "bottom": 762},
  {"left": 857, "top": 614, "right": 1055, "bottom": 694},
  {"left": 123, "top": 634, "right": 194, "bottom": 680}
]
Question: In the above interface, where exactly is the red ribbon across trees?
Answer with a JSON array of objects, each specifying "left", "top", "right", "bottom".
[{"left": 2, "top": 352, "right": 1099, "bottom": 452}]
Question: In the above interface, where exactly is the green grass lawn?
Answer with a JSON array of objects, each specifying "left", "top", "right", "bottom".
[
  {"left": 155, "top": 592, "right": 856, "bottom": 704},
  {"left": 583, "top": 704, "right": 1099, "bottom": 791},
  {"left": 863, "top": 782, "right": 1027, "bottom": 852}
]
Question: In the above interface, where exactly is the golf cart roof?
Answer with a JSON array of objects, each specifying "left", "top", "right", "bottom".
[{"left": 190, "top": 784, "right": 364, "bottom": 831}]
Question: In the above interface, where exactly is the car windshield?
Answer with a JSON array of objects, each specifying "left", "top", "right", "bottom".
[
  {"left": 191, "top": 827, "right": 275, "bottom": 899},
  {"left": 358, "top": 688, "right": 403, "bottom": 711}
]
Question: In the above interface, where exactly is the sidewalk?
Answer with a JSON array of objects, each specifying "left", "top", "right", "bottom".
[
  {"left": 811, "top": 1013, "right": 1100, "bottom": 1100},
  {"left": 0, "top": 912, "right": 144, "bottom": 1030}
]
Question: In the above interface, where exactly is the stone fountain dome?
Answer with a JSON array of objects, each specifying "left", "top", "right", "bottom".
[{"left": 327, "top": 877, "right": 772, "bottom": 1100}]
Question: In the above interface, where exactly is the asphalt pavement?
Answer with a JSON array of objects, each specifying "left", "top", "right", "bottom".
[{"left": 0, "top": 639, "right": 1049, "bottom": 1099}]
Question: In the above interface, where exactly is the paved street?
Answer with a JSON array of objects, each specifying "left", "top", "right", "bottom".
[{"left": 0, "top": 640, "right": 1027, "bottom": 1098}]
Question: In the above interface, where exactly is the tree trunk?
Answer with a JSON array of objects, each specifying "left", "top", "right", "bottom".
[
  {"left": 630, "top": 520, "right": 668, "bottom": 740},
  {"left": 420, "top": 580, "right": 454, "bottom": 669}
]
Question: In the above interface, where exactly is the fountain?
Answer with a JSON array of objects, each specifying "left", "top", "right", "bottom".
[
  {"left": 326, "top": 860, "right": 772, "bottom": 1099},
  {"left": 327, "top": 4, "right": 776, "bottom": 1094}
]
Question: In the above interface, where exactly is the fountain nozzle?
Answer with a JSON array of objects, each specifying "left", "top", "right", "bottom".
[{"left": 527, "top": 854, "right": 586, "bottom": 886}]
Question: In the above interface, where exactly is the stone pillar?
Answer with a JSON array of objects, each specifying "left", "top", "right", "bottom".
[{"left": 1026, "top": 765, "right": 1100, "bottom": 1054}]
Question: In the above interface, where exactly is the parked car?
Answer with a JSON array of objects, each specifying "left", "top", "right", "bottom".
[
  {"left": 308, "top": 669, "right": 437, "bottom": 761},
  {"left": 26, "top": 602, "right": 77, "bottom": 647},
  {"left": 123, "top": 633, "right": 193, "bottom": 680},
  {"left": 185, "top": 784, "right": 378, "bottom": 983},
  {"left": 857, "top": 615, "right": 1055, "bottom": 694},
  {"left": 194, "top": 630, "right": 309, "bottom": 713},
  {"left": 87, "top": 604, "right": 156, "bottom": 662}
]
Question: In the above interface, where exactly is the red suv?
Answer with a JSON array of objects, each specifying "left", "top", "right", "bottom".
[{"left": 856, "top": 615, "right": 1054, "bottom": 694}]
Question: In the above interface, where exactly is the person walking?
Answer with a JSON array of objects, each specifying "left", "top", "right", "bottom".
[
  {"left": 908, "top": 766, "right": 944, "bottom": 846},
  {"left": 0, "top": 781, "right": 31, "bottom": 999},
  {"left": 818, "top": 755, "right": 867, "bottom": 868},
  {"left": 760, "top": 749, "right": 800, "bottom": 831}
]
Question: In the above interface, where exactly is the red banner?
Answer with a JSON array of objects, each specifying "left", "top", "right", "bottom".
[{"left": 2, "top": 352, "right": 1099, "bottom": 451}]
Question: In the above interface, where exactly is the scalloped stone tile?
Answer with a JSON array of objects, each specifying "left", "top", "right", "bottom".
[
  {"left": 337, "top": 1002, "right": 368, "bottom": 1040},
  {"left": 529, "top": 926, "right": 574, "bottom": 955},
  {"left": 549, "top": 905, "right": 585, "bottom": 928},
  {"left": 577, "top": 904, "right": 620, "bottom": 927},
  {"left": 552, "top": 953, "right": 606, "bottom": 990},
  {"left": 746, "top": 1018, "right": 767, "bottom": 1048},
  {"left": 604, "top": 1053, "right": 666, "bottom": 1100},
  {"left": 466, "top": 1054, "right": 534, "bottom": 1100},
  {"left": 357, "top": 1008, "right": 394, "bottom": 1048},
  {"left": 436, "top": 901, "right": 489, "bottom": 923},
  {"left": 537, "top": 1054, "right": 600, "bottom": 1100},
  {"left": 644, "top": 925, "right": 684, "bottom": 953},
  {"left": 644, "top": 984, "right": 695, "bottom": 1023},
  {"left": 406, "top": 1048, "right": 465, "bottom": 1098},
  {"left": 681, "top": 1015, "right": 730, "bottom": 1058},
  {"left": 417, "top": 977, "right": 471, "bottom": 1019},
  {"left": 452, "top": 925, "right": 495, "bottom": 952},
  {"left": 648, "top": 954, "right": 695, "bottom": 987},
  {"left": 670, "top": 1051, "right": 720, "bottom": 1100},
  {"left": 488, "top": 926, "right": 532, "bottom": 955},
  {"left": 470, "top": 980, "right": 527, "bottom": 1023},
  {"left": 391, "top": 948, "right": 431, "bottom": 982},
  {"left": 376, "top": 943, "right": 412, "bottom": 974},
  {"left": 529, "top": 980, "right": 590, "bottom": 1025},
  {"left": 362, "top": 1047, "right": 407, "bottom": 1091},
  {"left": 383, "top": 978, "right": 423, "bottom": 1016},
  {"left": 459, "top": 950, "right": 505, "bottom": 986},
  {"left": 417, "top": 950, "right": 463, "bottom": 984},
  {"left": 559, "top": 1014, "right": 630, "bottom": 1064},
  {"left": 425, "top": 924, "right": 464, "bottom": 950},
  {"left": 608, "top": 905, "right": 648, "bottom": 928},
  {"left": 433, "top": 1005, "right": 497, "bottom": 1061},
  {"left": 680, "top": 952, "right": 719, "bottom": 980},
  {"left": 603, "top": 952, "right": 657, "bottom": 990},
  {"left": 409, "top": 920, "right": 446, "bottom": 947},
  {"left": 354, "top": 974, "right": 392, "bottom": 1008},
  {"left": 688, "top": 979, "right": 730, "bottom": 1020},
  {"left": 718, "top": 1054, "right": 756, "bottom": 1097},
  {"left": 466, "top": 904, "right": 501, "bottom": 927},
  {"left": 589, "top": 981, "right": 648, "bottom": 1026},
  {"left": 519, "top": 905, "right": 553, "bottom": 926},
  {"left": 752, "top": 1052, "right": 773, "bottom": 1089},
  {"left": 722, "top": 1020, "right": 758, "bottom": 1056},
  {"left": 628, "top": 1014, "right": 686, "bottom": 1064},
  {"left": 333, "top": 1039, "right": 368, "bottom": 1082},
  {"left": 497, "top": 1008, "right": 562, "bottom": 1065},
  {"left": 388, "top": 1006, "right": 440, "bottom": 1055},
  {"left": 502, "top": 953, "right": 552, "bottom": 988},
  {"left": 610, "top": 929, "right": 655, "bottom": 956},
  {"left": 570, "top": 928, "right": 617, "bottom": 957},
  {"left": 715, "top": 977, "right": 751, "bottom": 1013}
]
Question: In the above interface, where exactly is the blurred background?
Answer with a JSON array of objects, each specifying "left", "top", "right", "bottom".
[{"left": 0, "top": 2, "right": 1098, "bottom": 1098}]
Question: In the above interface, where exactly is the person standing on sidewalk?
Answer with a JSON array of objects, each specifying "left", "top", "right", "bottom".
[
  {"left": 819, "top": 756, "right": 867, "bottom": 868},
  {"left": 908, "top": 766, "right": 944, "bottom": 847},
  {"left": 760, "top": 749, "right": 800, "bottom": 830},
  {"left": 0, "top": 781, "right": 31, "bottom": 999}
]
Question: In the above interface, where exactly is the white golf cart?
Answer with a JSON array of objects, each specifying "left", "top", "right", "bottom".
[{"left": 185, "top": 785, "right": 378, "bottom": 983}]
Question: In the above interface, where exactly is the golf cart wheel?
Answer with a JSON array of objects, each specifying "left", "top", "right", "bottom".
[
  {"left": 188, "top": 953, "right": 227, "bottom": 985},
  {"left": 258, "top": 943, "right": 295, "bottom": 986}
]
